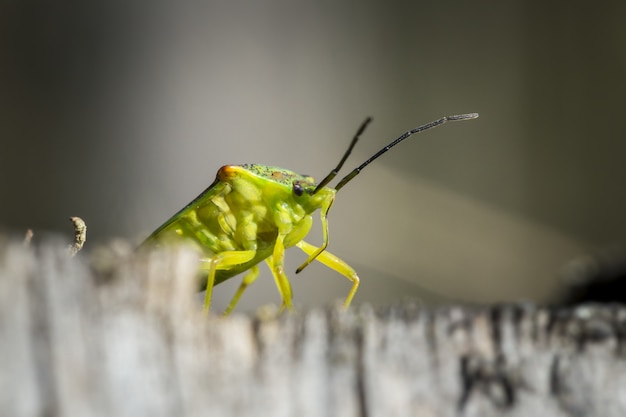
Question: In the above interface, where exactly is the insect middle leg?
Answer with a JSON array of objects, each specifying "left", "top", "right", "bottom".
[
  {"left": 223, "top": 265, "right": 260, "bottom": 316},
  {"left": 200, "top": 250, "right": 255, "bottom": 314},
  {"left": 295, "top": 240, "right": 360, "bottom": 309},
  {"left": 265, "top": 235, "right": 294, "bottom": 312}
]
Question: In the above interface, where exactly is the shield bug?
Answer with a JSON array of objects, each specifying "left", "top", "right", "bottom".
[{"left": 142, "top": 113, "right": 479, "bottom": 314}]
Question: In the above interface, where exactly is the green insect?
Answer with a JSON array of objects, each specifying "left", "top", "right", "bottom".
[{"left": 142, "top": 113, "right": 479, "bottom": 314}]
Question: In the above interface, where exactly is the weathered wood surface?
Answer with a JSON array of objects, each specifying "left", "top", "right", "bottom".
[{"left": 1, "top": 237, "right": 626, "bottom": 417}]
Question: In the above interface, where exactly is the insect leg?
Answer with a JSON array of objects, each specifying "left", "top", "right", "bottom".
[
  {"left": 202, "top": 258, "right": 218, "bottom": 314},
  {"left": 223, "top": 265, "right": 260, "bottom": 316},
  {"left": 296, "top": 240, "right": 360, "bottom": 309},
  {"left": 296, "top": 200, "right": 332, "bottom": 274},
  {"left": 199, "top": 250, "right": 256, "bottom": 314},
  {"left": 265, "top": 235, "right": 294, "bottom": 311}
]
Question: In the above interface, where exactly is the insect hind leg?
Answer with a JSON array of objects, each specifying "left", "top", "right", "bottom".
[
  {"left": 295, "top": 240, "right": 360, "bottom": 309},
  {"left": 223, "top": 265, "right": 260, "bottom": 316}
]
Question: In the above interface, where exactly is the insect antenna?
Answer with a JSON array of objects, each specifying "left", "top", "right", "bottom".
[
  {"left": 334, "top": 113, "right": 479, "bottom": 192},
  {"left": 312, "top": 117, "right": 372, "bottom": 194}
]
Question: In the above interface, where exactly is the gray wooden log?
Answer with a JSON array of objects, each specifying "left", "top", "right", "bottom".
[{"left": 1, "top": 237, "right": 626, "bottom": 417}]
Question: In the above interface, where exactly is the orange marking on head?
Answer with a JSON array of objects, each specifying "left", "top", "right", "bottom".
[{"left": 217, "top": 165, "right": 241, "bottom": 181}]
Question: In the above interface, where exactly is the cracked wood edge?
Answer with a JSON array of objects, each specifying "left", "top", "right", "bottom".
[{"left": 0, "top": 238, "right": 625, "bottom": 417}]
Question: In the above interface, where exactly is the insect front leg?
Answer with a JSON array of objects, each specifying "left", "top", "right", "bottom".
[
  {"left": 295, "top": 240, "right": 360, "bottom": 309},
  {"left": 222, "top": 265, "right": 260, "bottom": 316},
  {"left": 265, "top": 234, "right": 294, "bottom": 312},
  {"left": 199, "top": 250, "right": 255, "bottom": 314},
  {"left": 295, "top": 200, "right": 332, "bottom": 274}
]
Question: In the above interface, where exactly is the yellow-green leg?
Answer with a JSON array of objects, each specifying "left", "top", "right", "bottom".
[
  {"left": 223, "top": 265, "right": 260, "bottom": 316},
  {"left": 295, "top": 240, "right": 360, "bottom": 309},
  {"left": 266, "top": 235, "right": 294, "bottom": 311},
  {"left": 296, "top": 202, "right": 331, "bottom": 273},
  {"left": 202, "top": 258, "right": 218, "bottom": 315},
  {"left": 200, "top": 250, "right": 255, "bottom": 314}
]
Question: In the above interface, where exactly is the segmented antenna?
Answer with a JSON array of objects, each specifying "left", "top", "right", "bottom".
[
  {"left": 332, "top": 113, "right": 479, "bottom": 192},
  {"left": 313, "top": 117, "right": 372, "bottom": 194}
]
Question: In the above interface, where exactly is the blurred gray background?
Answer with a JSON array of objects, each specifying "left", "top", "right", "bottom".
[{"left": 1, "top": 1, "right": 625, "bottom": 311}]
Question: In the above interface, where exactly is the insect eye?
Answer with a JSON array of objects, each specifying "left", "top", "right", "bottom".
[{"left": 292, "top": 182, "right": 304, "bottom": 197}]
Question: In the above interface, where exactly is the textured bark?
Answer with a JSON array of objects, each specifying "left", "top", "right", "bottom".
[{"left": 1, "top": 237, "right": 626, "bottom": 417}]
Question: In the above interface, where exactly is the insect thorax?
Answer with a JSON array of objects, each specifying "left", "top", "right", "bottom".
[{"left": 178, "top": 165, "right": 324, "bottom": 253}]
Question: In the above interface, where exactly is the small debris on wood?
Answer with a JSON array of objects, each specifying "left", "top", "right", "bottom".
[
  {"left": 23, "top": 229, "right": 33, "bottom": 246},
  {"left": 67, "top": 216, "right": 87, "bottom": 256}
]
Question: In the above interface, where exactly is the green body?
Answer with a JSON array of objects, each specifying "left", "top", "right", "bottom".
[{"left": 142, "top": 163, "right": 349, "bottom": 314}]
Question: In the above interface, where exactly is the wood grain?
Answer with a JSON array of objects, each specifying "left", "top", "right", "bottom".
[{"left": 1, "top": 237, "right": 625, "bottom": 417}]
